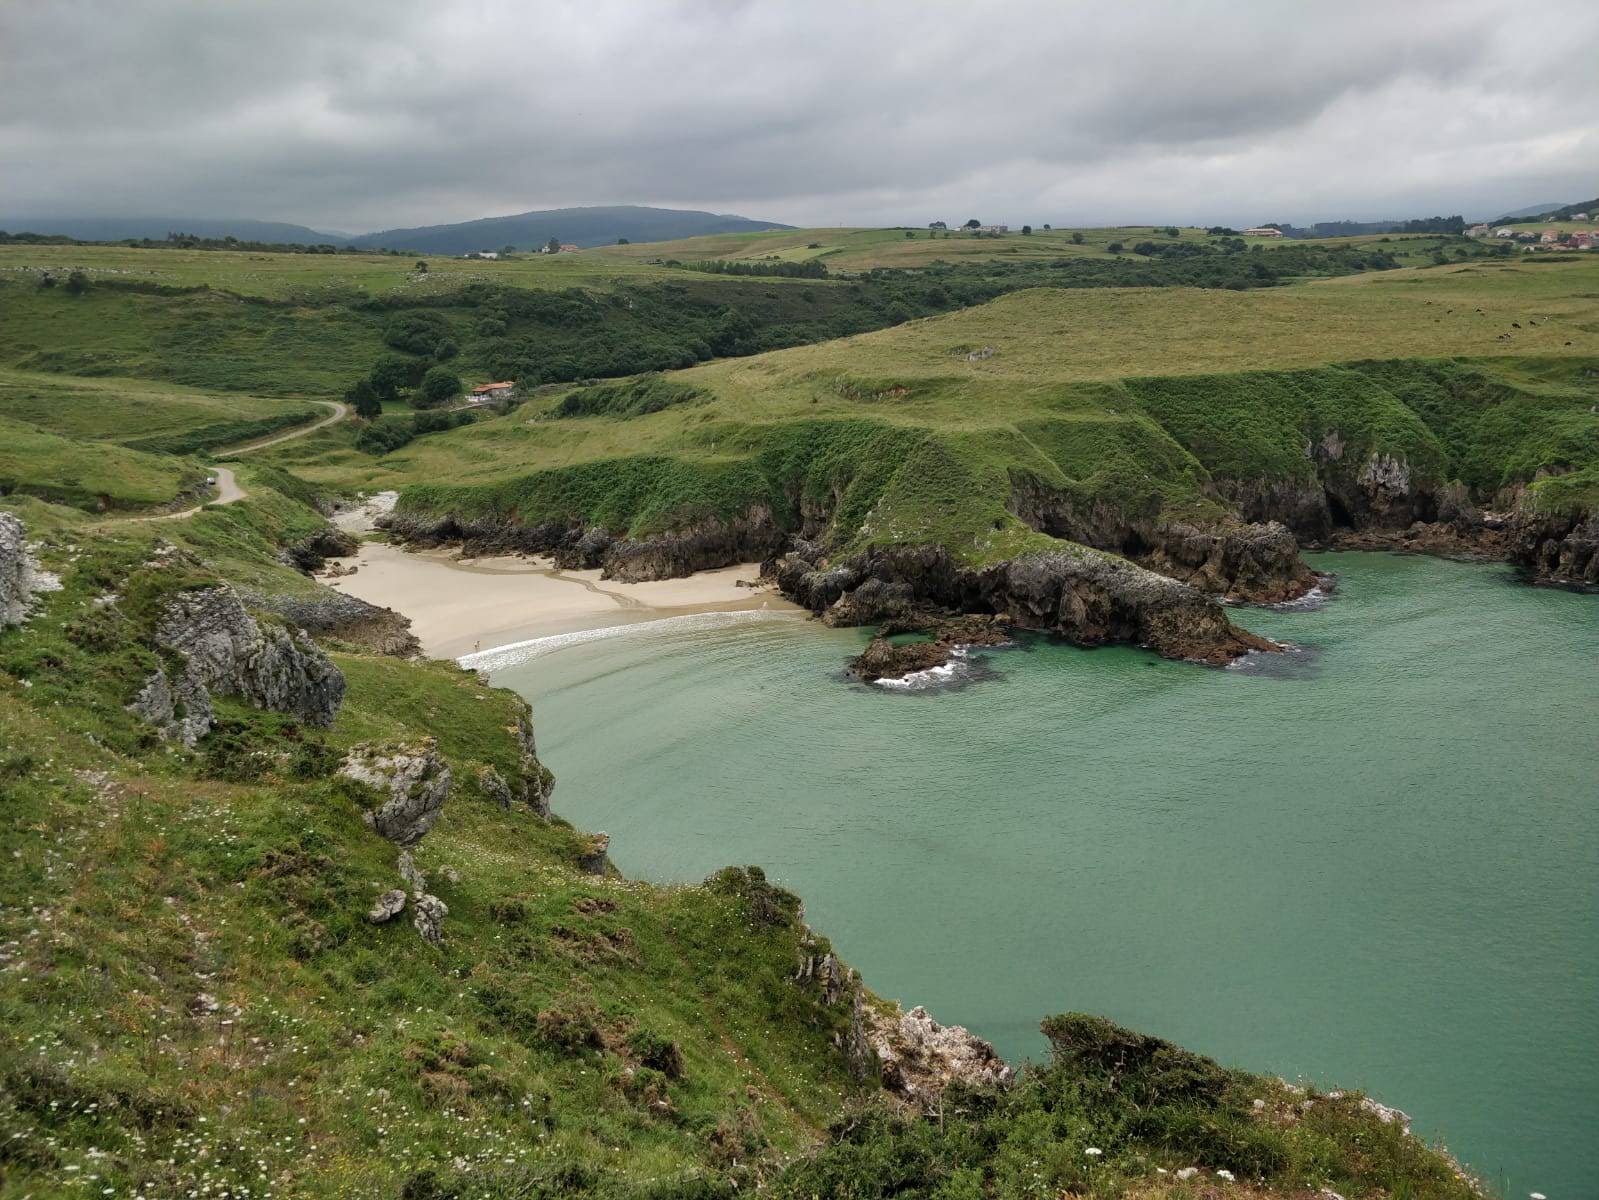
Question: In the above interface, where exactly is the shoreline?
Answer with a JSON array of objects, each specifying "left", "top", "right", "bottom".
[{"left": 319, "top": 538, "right": 799, "bottom": 661}]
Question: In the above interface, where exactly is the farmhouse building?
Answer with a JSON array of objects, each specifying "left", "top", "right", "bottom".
[
  {"left": 468, "top": 381, "right": 518, "bottom": 410},
  {"left": 1243, "top": 226, "right": 1285, "bottom": 238}
]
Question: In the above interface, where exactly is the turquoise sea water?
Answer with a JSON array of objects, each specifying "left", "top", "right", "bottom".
[{"left": 492, "top": 553, "right": 1598, "bottom": 1198}]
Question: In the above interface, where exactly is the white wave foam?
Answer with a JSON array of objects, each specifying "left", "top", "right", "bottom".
[
  {"left": 871, "top": 645, "right": 972, "bottom": 691},
  {"left": 457, "top": 608, "right": 793, "bottom": 673},
  {"left": 1267, "top": 585, "right": 1330, "bottom": 612}
]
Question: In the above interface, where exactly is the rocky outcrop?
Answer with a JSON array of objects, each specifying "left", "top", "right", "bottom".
[
  {"left": 511, "top": 700, "right": 555, "bottom": 818},
  {"left": 864, "top": 1004, "right": 1015, "bottom": 1106},
  {"left": 280, "top": 527, "right": 359, "bottom": 573},
  {"left": 1508, "top": 505, "right": 1599, "bottom": 589},
  {"left": 1, "top": 512, "right": 54, "bottom": 629},
  {"left": 133, "top": 585, "right": 345, "bottom": 746},
  {"left": 342, "top": 739, "right": 454, "bottom": 944},
  {"left": 411, "top": 893, "right": 448, "bottom": 947},
  {"left": 577, "top": 833, "right": 612, "bottom": 876},
  {"left": 368, "top": 889, "right": 407, "bottom": 924},
  {"left": 129, "top": 665, "right": 215, "bottom": 748},
  {"left": 780, "top": 544, "right": 1274, "bottom": 666},
  {"left": 380, "top": 505, "right": 783, "bottom": 583},
  {"left": 850, "top": 638, "right": 953, "bottom": 682},
  {"left": 849, "top": 615, "right": 1013, "bottom": 681},
  {"left": 1140, "top": 520, "right": 1315, "bottom": 603},
  {"left": 1009, "top": 480, "right": 1316, "bottom": 604},
  {"left": 245, "top": 587, "right": 420, "bottom": 658},
  {"left": 340, "top": 739, "right": 452, "bottom": 846}
]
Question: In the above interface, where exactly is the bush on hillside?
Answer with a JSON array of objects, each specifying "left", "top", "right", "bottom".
[{"left": 416, "top": 365, "right": 463, "bottom": 409}]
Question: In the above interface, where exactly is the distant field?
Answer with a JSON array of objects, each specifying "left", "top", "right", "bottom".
[
  {"left": 0, "top": 369, "right": 318, "bottom": 453},
  {"left": 0, "top": 224, "right": 1470, "bottom": 302},
  {"left": 592, "top": 224, "right": 1462, "bottom": 272},
  {"left": 0, "top": 243, "right": 680, "bottom": 301},
  {"left": 272, "top": 255, "right": 1599, "bottom": 485}
]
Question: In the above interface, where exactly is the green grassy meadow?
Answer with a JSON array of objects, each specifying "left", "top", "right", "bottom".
[{"left": 253, "top": 257, "right": 1599, "bottom": 564}]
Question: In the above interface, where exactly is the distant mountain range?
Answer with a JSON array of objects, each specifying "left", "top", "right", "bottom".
[
  {"left": 0, "top": 206, "right": 790, "bottom": 252},
  {"left": 1488, "top": 198, "right": 1596, "bottom": 225},
  {"left": 344, "top": 206, "right": 791, "bottom": 253}
]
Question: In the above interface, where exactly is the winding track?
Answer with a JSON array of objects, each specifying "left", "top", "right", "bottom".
[{"left": 103, "top": 399, "right": 347, "bottom": 524}]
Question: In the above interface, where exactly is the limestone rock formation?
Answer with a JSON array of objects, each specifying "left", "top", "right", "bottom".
[
  {"left": 342, "top": 741, "right": 455, "bottom": 944},
  {"left": 340, "top": 739, "right": 452, "bottom": 846},
  {"left": 781, "top": 544, "right": 1273, "bottom": 666},
  {"left": 132, "top": 585, "right": 345, "bottom": 746},
  {"left": 864, "top": 1004, "right": 1015, "bottom": 1106},
  {"left": 477, "top": 764, "right": 513, "bottom": 808},
  {"left": 577, "top": 833, "right": 612, "bottom": 876},
  {"left": 367, "top": 889, "right": 407, "bottom": 924},
  {"left": 412, "top": 893, "right": 448, "bottom": 946},
  {"left": 281, "top": 527, "right": 359, "bottom": 573},
  {"left": 848, "top": 614, "right": 1013, "bottom": 681},
  {"left": 246, "top": 587, "right": 420, "bottom": 658},
  {"left": 0, "top": 513, "right": 54, "bottom": 629}
]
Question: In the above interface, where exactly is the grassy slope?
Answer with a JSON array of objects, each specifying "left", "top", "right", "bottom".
[
  {"left": 288, "top": 259, "right": 1599, "bottom": 563},
  {"left": 0, "top": 368, "right": 318, "bottom": 454},
  {"left": 0, "top": 485, "right": 862, "bottom": 1198},
  {"left": 0, "top": 475, "right": 1483, "bottom": 1198},
  {"left": 0, "top": 415, "right": 202, "bottom": 509}
]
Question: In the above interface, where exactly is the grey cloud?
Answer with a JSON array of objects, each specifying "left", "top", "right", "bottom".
[{"left": 2, "top": 0, "right": 1595, "bottom": 231}]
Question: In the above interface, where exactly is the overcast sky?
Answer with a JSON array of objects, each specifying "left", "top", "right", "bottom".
[{"left": 2, "top": 0, "right": 1595, "bottom": 234}]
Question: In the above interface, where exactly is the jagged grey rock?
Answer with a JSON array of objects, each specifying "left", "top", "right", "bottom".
[
  {"left": 865, "top": 1004, "right": 1015, "bottom": 1105},
  {"left": 341, "top": 740, "right": 451, "bottom": 847},
  {"left": 478, "top": 764, "right": 513, "bottom": 808},
  {"left": 412, "top": 893, "right": 448, "bottom": 946},
  {"left": 0, "top": 513, "right": 54, "bottom": 629},
  {"left": 397, "top": 848, "right": 427, "bottom": 893},
  {"left": 153, "top": 586, "right": 345, "bottom": 728},
  {"left": 129, "top": 666, "right": 215, "bottom": 749},
  {"left": 577, "top": 832, "right": 611, "bottom": 875},
  {"left": 512, "top": 699, "right": 554, "bottom": 818},
  {"left": 367, "top": 889, "right": 407, "bottom": 924},
  {"left": 133, "top": 584, "right": 345, "bottom": 744}
]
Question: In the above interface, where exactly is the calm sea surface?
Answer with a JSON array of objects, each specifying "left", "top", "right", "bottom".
[{"left": 491, "top": 553, "right": 1598, "bottom": 1199}]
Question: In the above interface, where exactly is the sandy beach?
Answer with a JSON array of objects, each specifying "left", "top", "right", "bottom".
[{"left": 320, "top": 539, "right": 798, "bottom": 661}]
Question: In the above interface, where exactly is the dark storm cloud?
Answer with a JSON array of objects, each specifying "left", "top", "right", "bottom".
[{"left": 2, "top": 0, "right": 1595, "bottom": 232}]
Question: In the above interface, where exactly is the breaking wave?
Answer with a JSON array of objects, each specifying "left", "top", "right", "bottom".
[{"left": 458, "top": 609, "right": 795, "bottom": 674}]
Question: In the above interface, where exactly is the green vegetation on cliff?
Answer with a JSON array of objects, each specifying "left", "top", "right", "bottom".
[{"left": 369, "top": 260, "right": 1599, "bottom": 568}]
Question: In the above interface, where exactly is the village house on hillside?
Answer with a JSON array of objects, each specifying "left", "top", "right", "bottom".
[
  {"left": 466, "top": 381, "right": 518, "bottom": 410},
  {"left": 1243, "top": 226, "right": 1285, "bottom": 238}
]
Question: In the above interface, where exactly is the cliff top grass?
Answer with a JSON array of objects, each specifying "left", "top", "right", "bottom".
[{"left": 258, "top": 257, "right": 1599, "bottom": 559}]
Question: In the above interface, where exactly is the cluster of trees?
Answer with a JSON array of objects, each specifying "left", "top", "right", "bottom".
[
  {"left": 342, "top": 311, "right": 467, "bottom": 417},
  {"left": 674, "top": 258, "right": 829, "bottom": 279},
  {"left": 353, "top": 407, "right": 476, "bottom": 455},
  {"left": 1267, "top": 216, "right": 1468, "bottom": 239}
]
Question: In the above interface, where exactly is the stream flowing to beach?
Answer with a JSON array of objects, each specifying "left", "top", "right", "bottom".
[{"left": 490, "top": 552, "right": 1597, "bottom": 1199}]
